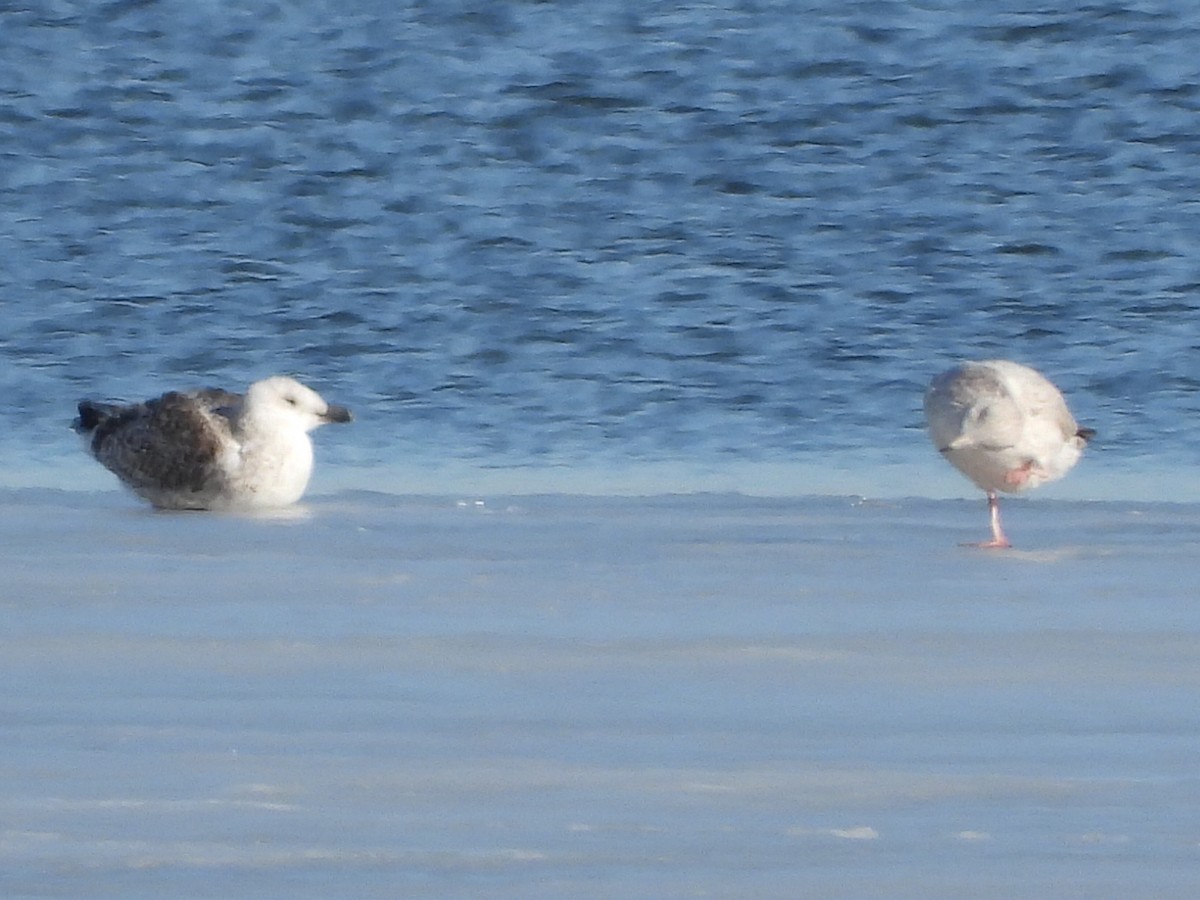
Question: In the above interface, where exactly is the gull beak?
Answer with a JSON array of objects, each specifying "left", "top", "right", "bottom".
[{"left": 322, "top": 404, "right": 353, "bottom": 424}]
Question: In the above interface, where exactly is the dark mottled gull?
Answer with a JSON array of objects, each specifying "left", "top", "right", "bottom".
[
  {"left": 924, "top": 359, "right": 1093, "bottom": 549},
  {"left": 75, "top": 376, "right": 352, "bottom": 510}
]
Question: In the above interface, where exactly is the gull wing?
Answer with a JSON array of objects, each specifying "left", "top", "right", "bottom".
[{"left": 82, "top": 391, "right": 237, "bottom": 495}]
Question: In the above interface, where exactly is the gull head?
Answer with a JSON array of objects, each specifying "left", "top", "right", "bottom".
[{"left": 244, "top": 376, "right": 353, "bottom": 432}]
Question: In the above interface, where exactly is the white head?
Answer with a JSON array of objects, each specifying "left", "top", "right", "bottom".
[{"left": 242, "top": 376, "right": 353, "bottom": 432}]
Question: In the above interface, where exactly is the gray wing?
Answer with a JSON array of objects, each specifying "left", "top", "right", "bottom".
[
  {"left": 925, "top": 365, "right": 1023, "bottom": 453},
  {"left": 83, "top": 391, "right": 237, "bottom": 494}
]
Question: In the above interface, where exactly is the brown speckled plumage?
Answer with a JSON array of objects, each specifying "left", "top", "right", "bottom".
[
  {"left": 77, "top": 390, "right": 239, "bottom": 503},
  {"left": 74, "top": 377, "right": 351, "bottom": 510}
]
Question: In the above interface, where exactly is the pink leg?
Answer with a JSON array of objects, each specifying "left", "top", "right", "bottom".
[{"left": 963, "top": 491, "right": 1011, "bottom": 549}]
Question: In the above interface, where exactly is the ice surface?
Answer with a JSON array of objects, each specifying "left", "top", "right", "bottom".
[{"left": 3, "top": 488, "right": 1200, "bottom": 899}]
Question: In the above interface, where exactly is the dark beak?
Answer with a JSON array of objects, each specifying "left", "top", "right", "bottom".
[{"left": 323, "top": 404, "right": 353, "bottom": 424}]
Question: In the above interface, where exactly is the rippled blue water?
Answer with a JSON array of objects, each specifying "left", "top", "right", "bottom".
[{"left": 4, "top": 1, "right": 1200, "bottom": 491}]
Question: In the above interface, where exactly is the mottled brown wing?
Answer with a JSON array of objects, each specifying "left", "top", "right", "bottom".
[{"left": 90, "top": 391, "right": 234, "bottom": 494}]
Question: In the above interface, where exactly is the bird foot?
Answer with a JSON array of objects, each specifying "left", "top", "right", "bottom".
[
  {"left": 960, "top": 538, "right": 1012, "bottom": 550},
  {"left": 1003, "top": 461, "right": 1039, "bottom": 487}
]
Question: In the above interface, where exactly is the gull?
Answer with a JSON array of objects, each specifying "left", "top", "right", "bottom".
[
  {"left": 75, "top": 376, "right": 352, "bottom": 510},
  {"left": 924, "top": 359, "right": 1093, "bottom": 548}
]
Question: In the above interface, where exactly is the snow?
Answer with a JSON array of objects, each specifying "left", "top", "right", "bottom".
[{"left": 2, "top": 488, "right": 1199, "bottom": 898}]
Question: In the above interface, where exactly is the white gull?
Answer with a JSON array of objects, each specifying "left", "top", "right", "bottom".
[
  {"left": 924, "top": 359, "right": 1093, "bottom": 548},
  {"left": 75, "top": 376, "right": 352, "bottom": 510}
]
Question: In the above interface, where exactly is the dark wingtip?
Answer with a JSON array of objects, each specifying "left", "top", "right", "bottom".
[
  {"left": 74, "top": 400, "right": 103, "bottom": 434},
  {"left": 1077, "top": 426, "right": 1096, "bottom": 442}
]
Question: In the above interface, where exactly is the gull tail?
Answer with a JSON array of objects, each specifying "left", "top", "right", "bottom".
[{"left": 74, "top": 400, "right": 122, "bottom": 436}]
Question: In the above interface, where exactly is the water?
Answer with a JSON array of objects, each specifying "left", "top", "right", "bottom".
[{"left": 3, "top": 0, "right": 1200, "bottom": 495}]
